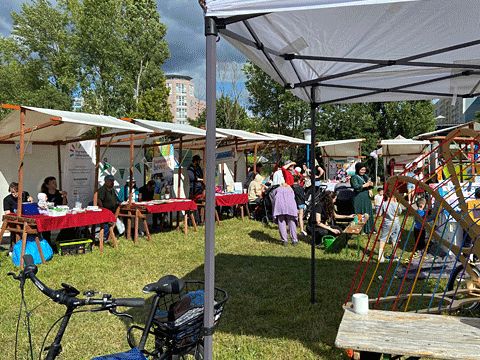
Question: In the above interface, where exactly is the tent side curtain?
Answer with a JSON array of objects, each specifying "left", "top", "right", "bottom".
[
  {"left": 0, "top": 106, "right": 152, "bottom": 143},
  {"left": 206, "top": 0, "right": 480, "bottom": 104},
  {"left": 316, "top": 138, "right": 364, "bottom": 158}
]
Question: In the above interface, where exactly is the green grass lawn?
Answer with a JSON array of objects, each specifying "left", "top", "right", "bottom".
[{"left": 0, "top": 218, "right": 435, "bottom": 359}]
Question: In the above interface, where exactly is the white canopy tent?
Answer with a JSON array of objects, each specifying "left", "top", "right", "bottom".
[
  {"left": 0, "top": 105, "right": 152, "bottom": 216},
  {"left": 317, "top": 138, "right": 364, "bottom": 158},
  {"left": 201, "top": 2, "right": 480, "bottom": 356},
  {"left": 258, "top": 132, "right": 309, "bottom": 145}
]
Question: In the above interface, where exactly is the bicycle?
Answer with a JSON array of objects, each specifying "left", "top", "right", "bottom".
[
  {"left": 10, "top": 255, "right": 228, "bottom": 360},
  {"left": 126, "top": 275, "right": 228, "bottom": 360},
  {"left": 9, "top": 254, "right": 146, "bottom": 360}
]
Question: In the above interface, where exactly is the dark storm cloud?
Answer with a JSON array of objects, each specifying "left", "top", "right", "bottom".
[{"left": 157, "top": 0, "right": 246, "bottom": 99}]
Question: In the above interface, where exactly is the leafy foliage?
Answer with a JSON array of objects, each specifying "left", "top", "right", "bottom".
[{"left": 0, "top": 0, "right": 171, "bottom": 120}]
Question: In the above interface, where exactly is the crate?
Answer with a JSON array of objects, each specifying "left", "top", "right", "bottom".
[{"left": 57, "top": 238, "right": 93, "bottom": 256}]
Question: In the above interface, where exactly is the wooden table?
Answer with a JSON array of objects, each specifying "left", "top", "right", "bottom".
[
  {"left": 116, "top": 199, "right": 198, "bottom": 243},
  {"left": 0, "top": 209, "right": 117, "bottom": 269},
  {"left": 343, "top": 222, "right": 366, "bottom": 256},
  {"left": 214, "top": 193, "right": 249, "bottom": 224},
  {"left": 335, "top": 308, "right": 480, "bottom": 360}
]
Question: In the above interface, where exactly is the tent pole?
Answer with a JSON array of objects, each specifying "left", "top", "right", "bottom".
[
  {"left": 310, "top": 87, "right": 318, "bottom": 304},
  {"left": 177, "top": 136, "right": 183, "bottom": 197},
  {"left": 129, "top": 134, "right": 134, "bottom": 204},
  {"left": 57, "top": 143, "right": 63, "bottom": 190},
  {"left": 253, "top": 143, "right": 258, "bottom": 173},
  {"left": 93, "top": 127, "right": 101, "bottom": 206},
  {"left": 17, "top": 107, "right": 26, "bottom": 217},
  {"left": 204, "top": 16, "right": 217, "bottom": 360}
]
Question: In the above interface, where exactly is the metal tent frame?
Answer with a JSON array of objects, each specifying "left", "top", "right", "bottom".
[{"left": 200, "top": 3, "right": 480, "bottom": 358}]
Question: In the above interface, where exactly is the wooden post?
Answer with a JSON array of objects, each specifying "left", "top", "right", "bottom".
[
  {"left": 17, "top": 108, "right": 26, "bottom": 217},
  {"left": 129, "top": 133, "right": 134, "bottom": 205},
  {"left": 253, "top": 143, "right": 258, "bottom": 173},
  {"left": 233, "top": 139, "right": 238, "bottom": 182},
  {"left": 93, "top": 127, "right": 101, "bottom": 206},
  {"left": 57, "top": 143, "right": 63, "bottom": 190},
  {"left": 244, "top": 150, "right": 249, "bottom": 177},
  {"left": 177, "top": 136, "right": 183, "bottom": 197}
]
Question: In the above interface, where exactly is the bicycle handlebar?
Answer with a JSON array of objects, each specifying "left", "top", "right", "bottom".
[{"left": 21, "top": 255, "right": 145, "bottom": 309}]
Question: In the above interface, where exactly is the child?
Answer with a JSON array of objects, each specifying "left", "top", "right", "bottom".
[
  {"left": 378, "top": 195, "right": 403, "bottom": 263},
  {"left": 374, "top": 187, "right": 384, "bottom": 215},
  {"left": 292, "top": 174, "right": 306, "bottom": 236},
  {"left": 413, "top": 198, "right": 427, "bottom": 258}
]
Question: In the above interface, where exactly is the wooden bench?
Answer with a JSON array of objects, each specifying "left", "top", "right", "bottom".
[{"left": 335, "top": 308, "right": 480, "bottom": 359}]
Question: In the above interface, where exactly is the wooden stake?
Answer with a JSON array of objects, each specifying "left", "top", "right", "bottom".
[{"left": 93, "top": 127, "right": 101, "bottom": 206}]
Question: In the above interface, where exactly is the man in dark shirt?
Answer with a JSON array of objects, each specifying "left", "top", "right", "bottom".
[
  {"left": 3, "top": 182, "right": 33, "bottom": 253},
  {"left": 187, "top": 155, "right": 204, "bottom": 200},
  {"left": 97, "top": 175, "right": 119, "bottom": 213}
]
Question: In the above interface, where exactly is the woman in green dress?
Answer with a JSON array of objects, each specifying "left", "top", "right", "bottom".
[{"left": 350, "top": 163, "right": 375, "bottom": 234}]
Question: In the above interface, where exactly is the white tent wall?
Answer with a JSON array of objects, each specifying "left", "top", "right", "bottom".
[
  {"left": 0, "top": 144, "right": 60, "bottom": 217},
  {"left": 216, "top": 146, "right": 247, "bottom": 188}
]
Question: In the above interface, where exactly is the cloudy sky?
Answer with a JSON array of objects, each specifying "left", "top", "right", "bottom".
[{"left": 0, "top": 0, "right": 247, "bottom": 100}]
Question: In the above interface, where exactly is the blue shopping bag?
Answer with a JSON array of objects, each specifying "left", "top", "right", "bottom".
[{"left": 12, "top": 236, "right": 53, "bottom": 267}]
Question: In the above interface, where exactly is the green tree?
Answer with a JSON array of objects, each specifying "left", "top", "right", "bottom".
[
  {"left": 1, "top": 0, "right": 171, "bottom": 120},
  {"left": 243, "top": 62, "right": 310, "bottom": 137},
  {"left": 244, "top": 62, "right": 435, "bottom": 155},
  {"left": 190, "top": 95, "right": 253, "bottom": 130}
]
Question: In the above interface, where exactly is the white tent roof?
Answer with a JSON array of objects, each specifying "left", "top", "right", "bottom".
[
  {"left": 316, "top": 138, "right": 364, "bottom": 157},
  {"left": 133, "top": 119, "right": 208, "bottom": 138},
  {"left": 0, "top": 106, "right": 151, "bottom": 143},
  {"left": 206, "top": 0, "right": 480, "bottom": 104},
  {"left": 258, "top": 132, "right": 309, "bottom": 145},
  {"left": 380, "top": 135, "right": 430, "bottom": 156},
  {"left": 216, "top": 128, "right": 271, "bottom": 141},
  {"left": 413, "top": 121, "right": 480, "bottom": 140}
]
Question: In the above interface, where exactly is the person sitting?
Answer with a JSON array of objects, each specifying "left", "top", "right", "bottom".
[
  {"left": 3, "top": 182, "right": 33, "bottom": 254},
  {"left": 308, "top": 190, "right": 354, "bottom": 244},
  {"left": 41, "top": 176, "right": 67, "bottom": 206},
  {"left": 139, "top": 180, "right": 155, "bottom": 202},
  {"left": 248, "top": 174, "right": 266, "bottom": 206},
  {"left": 187, "top": 155, "right": 205, "bottom": 201},
  {"left": 97, "top": 175, "right": 119, "bottom": 213},
  {"left": 121, "top": 178, "right": 138, "bottom": 202},
  {"left": 244, "top": 163, "right": 263, "bottom": 190}
]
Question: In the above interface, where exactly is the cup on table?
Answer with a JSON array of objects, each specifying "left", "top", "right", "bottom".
[
  {"left": 352, "top": 293, "right": 369, "bottom": 315},
  {"left": 75, "top": 201, "right": 82, "bottom": 209},
  {"left": 243, "top": 189, "right": 247, "bottom": 194}
]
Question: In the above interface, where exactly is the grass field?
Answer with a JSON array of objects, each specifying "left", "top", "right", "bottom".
[{"left": 0, "top": 217, "right": 425, "bottom": 359}]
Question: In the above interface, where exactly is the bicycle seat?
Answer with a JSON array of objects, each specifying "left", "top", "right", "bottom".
[{"left": 143, "top": 275, "right": 185, "bottom": 295}]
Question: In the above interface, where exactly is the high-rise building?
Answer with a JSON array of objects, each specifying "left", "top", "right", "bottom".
[
  {"left": 165, "top": 75, "right": 206, "bottom": 124},
  {"left": 434, "top": 97, "right": 480, "bottom": 128}
]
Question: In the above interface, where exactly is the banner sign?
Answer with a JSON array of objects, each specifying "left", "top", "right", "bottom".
[
  {"left": 63, "top": 141, "right": 96, "bottom": 207},
  {"left": 153, "top": 144, "right": 175, "bottom": 174}
]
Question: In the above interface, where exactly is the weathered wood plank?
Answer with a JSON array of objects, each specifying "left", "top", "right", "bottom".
[{"left": 335, "top": 309, "right": 480, "bottom": 359}]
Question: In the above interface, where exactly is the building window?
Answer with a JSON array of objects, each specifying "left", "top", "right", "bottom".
[
  {"left": 190, "top": 85, "right": 194, "bottom": 96},
  {"left": 176, "top": 95, "right": 186, "bottom": 107},
  {"left": 178, "top": 108, "right": 187, "bottom": 119},
  {"left": 176, "top": 83, "right": 186, "bottom": 94}
]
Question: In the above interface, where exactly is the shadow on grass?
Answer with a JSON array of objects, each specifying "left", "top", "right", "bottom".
[
  {"left": 248, "top": 230, "right": 284, "bottom": 245},
  {"left": 122, "top": 254, "right": 356, "bottom": 359},
  {"left": 187, "top": 254, "right": 355, "bottom": 359}
]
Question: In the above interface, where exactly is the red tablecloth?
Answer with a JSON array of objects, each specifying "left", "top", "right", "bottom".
[
  {"left": 215, "top": 193, "right": 248, "bottom": 207},
  {"left": 137, "top": 199, "right": 197, "bottom": 213},
  {"left": 25, "top": 209, "right": 116, "bottom": 232}
]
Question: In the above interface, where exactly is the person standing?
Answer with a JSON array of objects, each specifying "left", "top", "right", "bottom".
[
  {"left": 292, "top": 174, "right": 307, "bottom": 236},
  {"left": 350, "top": 163, "right": 374, "bottom": 234},
  {"left": 272, "top": 184, "right": 298, "bottom": 246},
  {"left": 187, "top": 155, "right": 205, "bottom": 200}
]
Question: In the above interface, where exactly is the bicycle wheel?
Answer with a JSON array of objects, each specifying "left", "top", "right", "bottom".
[{"left": 447, "top": 264, "right": 480, "bottom": 312}]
